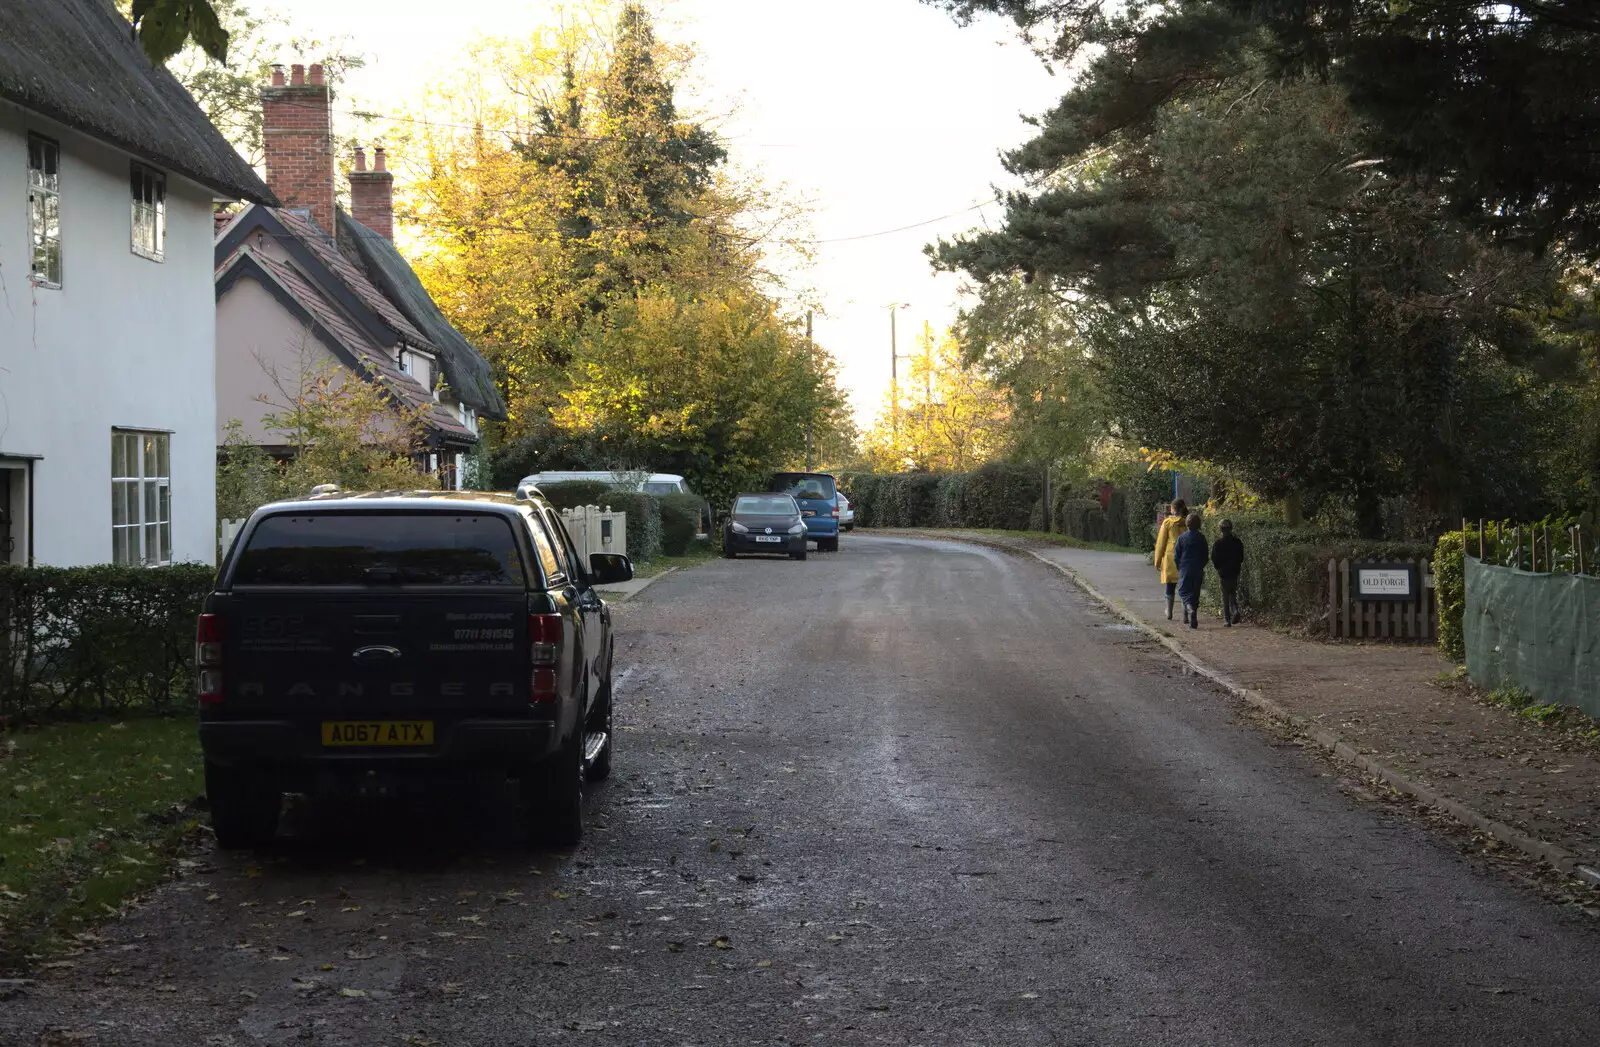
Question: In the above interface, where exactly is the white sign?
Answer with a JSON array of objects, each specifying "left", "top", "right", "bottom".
[{"left": 1357, "top": 568, "right": 1413, "bottom": 598}]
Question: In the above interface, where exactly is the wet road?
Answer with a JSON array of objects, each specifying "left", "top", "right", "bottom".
[{"left": 6, "top": 536, "right": 1597, "bottom": 1046}]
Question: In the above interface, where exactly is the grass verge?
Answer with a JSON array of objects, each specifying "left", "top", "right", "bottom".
[
  {"left": 632, "top": 543, "right": 722, "bottom": 580},
  {"left": 0, "top": 718, "right": 205, "bottom": 972}
]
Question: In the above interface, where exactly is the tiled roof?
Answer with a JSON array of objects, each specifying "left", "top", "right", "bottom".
[
  {"left": 249, "top": 251, "right": 476, "bottom": 441},
  {"left": 273, "top": 208, "right": 435, "bottom": 351}
]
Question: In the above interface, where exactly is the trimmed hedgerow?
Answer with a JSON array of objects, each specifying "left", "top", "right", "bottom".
[
  {"left": 839, "top": 465, "right": 1040, "bottom": 531},
  {"left": 0, "top": 564, "right": 215, "bottom": 724},
  {"left": 657, "top": 494, "right": 706, "bottom": 556}
]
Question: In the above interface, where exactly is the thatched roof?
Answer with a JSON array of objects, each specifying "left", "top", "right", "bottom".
[
  {"left": 339, "top": 211, "right": 508, "bottom": 420},
  {"left": 0, "top": 0, "right": 274, "bottom": 204}
]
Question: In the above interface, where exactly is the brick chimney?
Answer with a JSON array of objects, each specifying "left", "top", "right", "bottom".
[
  {"left": 261, "top": 62, "right": 335, "bottom": 235},
  {"left": 349, "top": 144, "right": 395, "bottom": 240}
]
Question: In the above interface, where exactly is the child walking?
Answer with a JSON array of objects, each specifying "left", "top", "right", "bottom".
[
  {"left": 1152, "top": 499, "right": 1188, "bottom": 620},
  {"left": 1172, "top": 512, "right": 1209, "bottom": 629},
  {"left": 1211, "top": 518, "right": 1245, "bottom": 626}
]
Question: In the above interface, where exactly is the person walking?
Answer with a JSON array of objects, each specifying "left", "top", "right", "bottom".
[
  {"left": 1211, "top": 518, "right": 1245, "bottom": 626},
  {"left": 1173, "top": 511, "right": 1209, "bottom": 629},
  {"left": 1153, "top": 499, "right": 1188, "bottom": 620}
]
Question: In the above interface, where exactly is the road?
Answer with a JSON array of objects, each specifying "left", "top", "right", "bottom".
[{"left": 5, "top": 535, "right": 1597, "bottom": 1046}]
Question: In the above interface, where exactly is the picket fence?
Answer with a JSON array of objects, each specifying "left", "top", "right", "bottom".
[
  {"left": 1326, "top": 557, "right": 1437, "bottom": 641},
  {"left": 560, "top": 505, "right": 628, "bottom": 564}
]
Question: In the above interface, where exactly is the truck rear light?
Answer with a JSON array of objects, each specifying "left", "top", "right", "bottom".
[
  {"left": 830, "top": 509, "right": 840, "bottom": 518},
  {"left": 529, "top": 613, "right": 562, "bottom": 704},
  {"left": 195, "top": 614, "right": 223, "bottom": 703}
]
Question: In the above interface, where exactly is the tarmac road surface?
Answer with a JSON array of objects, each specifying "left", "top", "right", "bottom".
[{"left": 5, "top": 535, "right": 1596, "bottom": 1046}]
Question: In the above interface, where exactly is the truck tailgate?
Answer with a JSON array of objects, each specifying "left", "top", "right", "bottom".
[{"left": 221, "top": 591, "right": 528, "bottom": 717}]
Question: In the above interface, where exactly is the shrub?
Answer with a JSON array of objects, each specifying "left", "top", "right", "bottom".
[
  {"left": 1196, "top": 513, "right": 1432, "bottom": 631},
  {"left": 1122, "top": 468, "right": 1175, "bottom": 552},
  {"left": 0, "top": 564, "right": 215, "bottom": 724},
  {"left": 1434, "top": 528, "right": 1468, "bottom": 662},
  {"left": 657, "top": 493, "right": 705, "bottom": 556},
  {"left": 605, "top": 493, "right": 663, "bottom": 564}
]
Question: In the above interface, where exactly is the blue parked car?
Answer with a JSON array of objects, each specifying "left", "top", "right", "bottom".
[{"left": 768, "top": 472, "right": 840, "bottom": 552}]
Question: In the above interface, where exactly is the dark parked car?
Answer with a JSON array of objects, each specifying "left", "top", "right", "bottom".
[
  {"left": 722, "top": 493, "right": 808, "bottom": 560},
  {"left": 195, "top": 489, "right": 632, "bottom": 848}
]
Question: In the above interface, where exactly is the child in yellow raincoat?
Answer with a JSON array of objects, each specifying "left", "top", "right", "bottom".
[{"left": 1152, "top": 499, "right": 1188, "bottom": 621}]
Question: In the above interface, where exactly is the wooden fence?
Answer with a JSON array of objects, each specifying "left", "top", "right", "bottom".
[{"left": 1327, "top": 558, "right": 1437, "bottom": 641}]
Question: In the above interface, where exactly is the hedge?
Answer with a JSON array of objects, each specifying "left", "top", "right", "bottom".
[
  {"left": 657, "top": 493, "right": 706, "bottom": 556},
  {"left": 1434, "top": 529, "right": 1468, "bottom": 662},
  {"left": 1190, "top": 512, "right": 1431, "bottom": 631},
  {"left": 0, "top": 564, "right": 214, "bottom": 724},
  {"left": 839, "top": 464, "right": 1041, "bottom": 531}
]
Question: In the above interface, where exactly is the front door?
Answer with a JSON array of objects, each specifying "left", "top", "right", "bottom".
[
  {"left": 0, "top": 464, "right": 23, "bottom": 565},
  {"left": 0, "top": 475, "right": 12, "bottom": 563}
]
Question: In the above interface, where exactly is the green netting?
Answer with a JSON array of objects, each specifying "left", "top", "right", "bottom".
[{"left": 1464, "top": 556, "right": 1600, "bottom": 718}]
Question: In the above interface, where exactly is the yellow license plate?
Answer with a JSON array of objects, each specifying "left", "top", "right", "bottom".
[{"left": 321, "top": 721, "right": 434, "bottom": 747}]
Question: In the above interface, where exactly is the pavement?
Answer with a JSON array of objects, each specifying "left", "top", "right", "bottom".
[{"left": 4, "top": 535, "right": 1598, "bottom": 1045}]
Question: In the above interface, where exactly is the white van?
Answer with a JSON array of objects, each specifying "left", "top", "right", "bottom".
[
  {"left": 516, "top": 471, "right": 692, "bottom": 498},
  {"left": 516, "top": 471, "right": 710, "bottom": 538}
]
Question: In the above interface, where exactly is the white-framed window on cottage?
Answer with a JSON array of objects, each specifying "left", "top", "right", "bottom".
[
  {"left": 26, "top": 134, "right": 61, "bottom": 285},
  {"left": 130, "top": 162, "right": 166, "bottom": 261},
  {"left": 111, "top": 430, "right": 172, "bottom": 566}
]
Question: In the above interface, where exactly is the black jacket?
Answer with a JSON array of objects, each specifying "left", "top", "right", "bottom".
[{"left": 1211, "top": 534, "right": 1244, "bottom": 579}]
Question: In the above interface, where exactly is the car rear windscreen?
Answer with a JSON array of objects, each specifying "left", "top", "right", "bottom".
[
  {"left": 232, "top": 513, "right": 526, "bottom": 586},
  {"left": 642, "top": 481, "right": 682, "bottom": 495},
  {"left": 770, "top": 474, "right": 836, "bottom": 500},
  {"left": 735, "top": 496, "right": 796, "bottom": 515}
]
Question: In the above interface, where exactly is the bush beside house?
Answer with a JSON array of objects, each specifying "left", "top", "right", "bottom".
[{"left": 0, "top": 564, "right": 213, "bottom": 724}]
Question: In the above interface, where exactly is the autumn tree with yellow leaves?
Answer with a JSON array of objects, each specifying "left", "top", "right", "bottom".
[
  {"left": 857, "top": 323, "right": 1011, "bottom": 474},
  {"left": 399, "top": 3, "right": 848, "bottom": 498}
]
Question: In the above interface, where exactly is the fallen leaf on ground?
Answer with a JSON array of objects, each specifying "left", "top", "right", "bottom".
[
  {"left": 709, "top": 936, "right": 733, "bottom": 950},
  {"left": 338, "top": 987, "right": 367, "bottom": 998}
]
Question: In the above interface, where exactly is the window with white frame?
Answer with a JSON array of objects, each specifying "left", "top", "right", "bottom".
[
  {"left": 130, "top": 162, "right": 166, "bottom": 261},
  {"left": 112, "top": 430, "right": 171, "bottom": 566},
  {"left": 27, "top": 134, "right": 61, "bottom": 285}
]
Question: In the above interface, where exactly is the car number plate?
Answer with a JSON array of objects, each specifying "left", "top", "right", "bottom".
[
  {"left": 802, "top": 510, "right": 816, "bottom": 517},
  {"left": 321, "top": 721, "right": 434, "bottom": 746},
  {"left": 754, "top": 535, "right": 782, "bottom": 543}
]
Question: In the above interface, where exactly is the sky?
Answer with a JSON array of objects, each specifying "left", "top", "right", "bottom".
[{"left": 265, "top": 0, "right": 1064, "bottom": 426}]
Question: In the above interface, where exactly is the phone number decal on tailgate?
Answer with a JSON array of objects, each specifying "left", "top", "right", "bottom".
[{"left": 322, "top": 721, "right": 434, "bottom": 746}]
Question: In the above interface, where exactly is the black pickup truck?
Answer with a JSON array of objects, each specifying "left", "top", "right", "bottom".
[{"left": 196, "top": 490, "right": 632, "bottom": 848}]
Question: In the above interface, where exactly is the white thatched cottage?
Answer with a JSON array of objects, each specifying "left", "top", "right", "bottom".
[{"left": 0, "top": 0, "right": 275, "bottom": 566}]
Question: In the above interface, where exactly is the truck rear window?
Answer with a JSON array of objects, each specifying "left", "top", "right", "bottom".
[{"left": 232, "top": 513, "right": 526, "bottom": 586}]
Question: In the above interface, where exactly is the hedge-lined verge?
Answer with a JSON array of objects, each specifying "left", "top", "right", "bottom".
[{"left": 0, "top": 564, "right": 213, "bottom": 725}]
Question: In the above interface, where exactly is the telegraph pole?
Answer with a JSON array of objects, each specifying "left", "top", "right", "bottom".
[
  {"left": 804, "top": 309, "right": 814, "bottom": 470},
  {"left": 886, "top": 303, "right": 909, "bottom": 434}
]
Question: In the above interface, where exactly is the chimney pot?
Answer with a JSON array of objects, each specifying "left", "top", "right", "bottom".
[
  {"left": 308, "top": 63, "right": 325, "bottom": 86},
  {"left": 373, "top": 146, "right": 387, "bottom": 173},
  {"left": 270, "top": 63, "right": 286, "bottom": 87},
  {"left": 290, "top": 63, "right": 306, "bottom": 86},
  {"left": 353, "top": 146, "right": 367, "bottom": 173}
]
